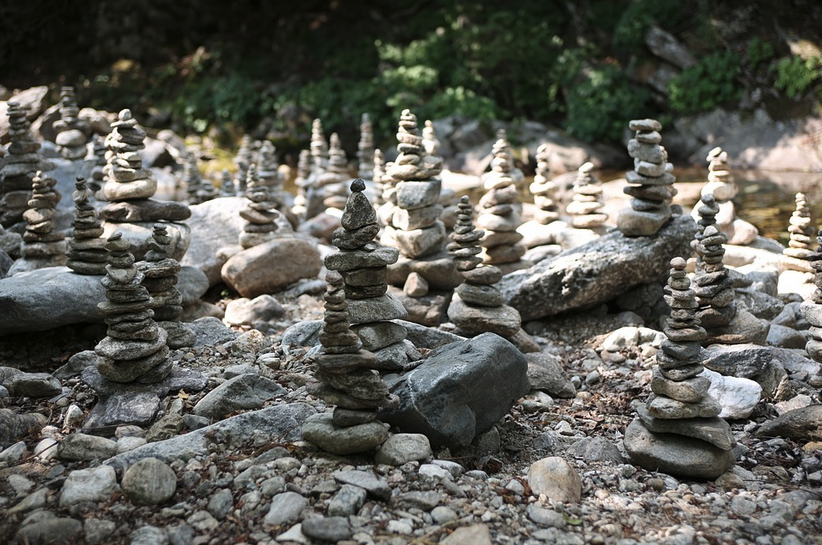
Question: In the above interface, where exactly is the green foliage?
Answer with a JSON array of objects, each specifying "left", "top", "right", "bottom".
[
  {"left": 744, "top": 37, "right": 776, "bottom": 68},
  {"left": 772, "top": 55, "right": 822, "bottom": 99},
  {"left": 612, "top": 0, "right": 693, "bottom": 49},
  {"left": 668, "top": 52, "right": 743, "bottom": 114}
]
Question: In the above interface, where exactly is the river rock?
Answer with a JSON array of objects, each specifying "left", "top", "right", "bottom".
[
  {"left": 527, "top": 456, "right": 582, "bottom": 503},
  {"left": 59, "top": 465, "right": 120, "bottom": 507},
  {"left": 222, "top": 236, "right": 322, "bottom": 297},
  {"left": 193, "top": 374, "right": 285, "bottom": 420},
  {"left": 121, "top": 457, "right": 177, "bottom": 505},
  {"left": 374, "top": 433, "right": 432, "bottom": 466},
  {"left": 757, "top": 405, "right": 822, "bottom": 442},
  {"left": 702, "top": 368, "right": 761, "bottom": 420}
]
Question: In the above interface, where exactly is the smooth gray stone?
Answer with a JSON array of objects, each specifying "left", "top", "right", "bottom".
[
  {"left": 757, "top": 405, "right": 822, "bottom": 442},
  {"left": 331, "top": 469, "right": 392, "bottom": 500},
  {"left": 301, "top": 515, "right": 354, "bottom": 542},
  {"left": 57, "top": 433, "right": 117, "bottom": 461},
  {"left": 121, "top": 457, "right": 177, "bottom": 505},
  {"left": 526, "top": 352, "right": 576, "bottom": 399},
  {"left": 302, "top": 413, "right": 388, "bottom": 455},
  {"left": 262, "top": 491, "right": 308, "bottom": 527},
  {"left": 397, "top": 319, "right": 467, "bottom": 349},
  {"left": 193, "top": 374, "right": 285, "bottom": 420},
  {"left": 636, "top": 403, "right": 735, "bottom": 450},
  {"left": 189, "top": 316, "right": 238, "bottom": 347}
]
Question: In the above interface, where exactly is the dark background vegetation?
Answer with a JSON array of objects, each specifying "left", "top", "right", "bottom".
[{"left": 1, "top": 0, "right": 821, "bottom": 155}]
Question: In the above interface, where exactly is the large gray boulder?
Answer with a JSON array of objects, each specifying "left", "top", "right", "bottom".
[
  {"left": 379, "top": 333, "right": 529, "bottom": 448},
  {"left": 499, "top": 214, "right": 697, "bottom": 321},
  {"left": 182, "top": 197, "right": 245, "bottom": 286}
]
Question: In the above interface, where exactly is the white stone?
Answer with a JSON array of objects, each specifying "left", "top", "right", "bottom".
[
  {"left": 60, "top": 465, "right": 119, "bottom": 507},
  {"left": 701, "top": 368, "right": 761, "bottom": 420}
]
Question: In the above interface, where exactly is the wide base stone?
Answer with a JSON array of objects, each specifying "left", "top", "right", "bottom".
[
  {"left": 617, "top": 207, "right": 671, "bottom": 237},
  {"left": 447, "top": 295, "right": 521, "bottom": 338},
  {"left": 301, "top": 413, "right": 388, "bottom": 455},
  {"left": 623, "top": 419, "right": 736, "bottom": 479},
  {"left": 636, "top": 403, "right": 735, "bottom": 450}
]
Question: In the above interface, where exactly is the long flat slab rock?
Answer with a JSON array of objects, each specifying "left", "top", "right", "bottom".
[{"left": 499, "top": 214, "right": 696, "bottom": 321}]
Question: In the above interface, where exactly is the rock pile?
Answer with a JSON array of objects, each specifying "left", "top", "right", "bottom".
[
  {"left": 699, "top": 147, "right": 758, "bottom": 245},
  {"left": 291, "top": 149, "right": 311, "bottom": 217},
  {"left": 238, "top": 164, "right": 281, "bottom": 249},
  {"left": 183, "top": 157, "right": 204, "bottom": 204},
  {"left": 783, "top": 192, "right": 816, "bottom": 267},
  {"left": 320, "top": 133, "right": 351, "bottom": 212},
  {"left": 257, "top": 140, "right": 284, "bottom": 201},
  {"left": 327, "top": 179, "right": 410, "bottom": 369},
  {"left": 233, "top": 135, "right": 255, "bottom": 195},
  {"left": 53, "top": 86, "right": 90, "bottom": 160},
  {"left": 357, "top": 113, "right": 375, "bottom": 181},
  {"left": 1, "top": 101, "right": 54, "bottom": 226},
  {"left": 529, "top": 143, "right": 560, "bottom": 225},
  {"left": 139, "top": 224, "right": 195, "bottom": 348},
  {"left": 617, "top": 119, "right": 676, "bottom": 237},
  {"left": 422, "top": 120, "right": 440, "bottom": 156},
  {"left": 95, "top": 232, "right": 172, "bottom": 384},
  {"left": 219, "top": 168, "right": 235, "bottom": 197},
  {"left": 624, "top": 257, "right": 736, "bottom": 479},
  {"left": 801, "top": 230, "right": 822, "bottom": 363},
  {"left": 12, "top": 170, "right": 66, "bottom": 272},
  {"left": 566, "top": 162, "right": 607, "bottom": 229},
  {"left": 477, "top": 131, "right": 528, "bottom": 272},
  {"left": 303, "top": 119, "right": 329, "bottom": 220},
  {"left": 67, "top": 177, "right": 107, "bottom": 275},
  {"left": 89, "top": 135, "right": 106, "bottom": 194},
  {"left": 302, "top": 270, "right": 397, "bottom": 455},
  {"left": 371, "top": 148, "right": 386, "bottom": 207}
]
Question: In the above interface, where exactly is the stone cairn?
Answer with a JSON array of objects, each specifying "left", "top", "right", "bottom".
[
  {"left": 447, "top": 196, "right": 523, "bottom": 341},
  {"left": 783, "top": 192, "right": 816, "bottom": 264},
  {"left": 67, "top": 177, "right": 107, "bottom": 275},
  {"left": 371, "top": 148, "right": 386, "bottom": 208},
  {"left": 1, "top": 101, "right": 54, "bottom": 226},
  {"left": 197, "top": 175, "right": 219, "bottom": 203},
  {"left": 239, "top": 164, "right": 281, "bottom": 249},
  {"left": 53, "top": 86, "right": 91, "bottom": 160},
  {"left": 219, "top": 168, "right": 235, "bottom": 197},
  {"left": 700, "top": 147, "right": 758, "bottom": 245},
  {"left": 18, "top": 170, "right": 66, "bottom": 267},
  {"left": 477, "top": 130, "right": 527, "bottom": 270},
  {"left": 618, "top": 119, "right": 676, "bottom": 237},
  {"left": 567, "top": 162, "right": 607, "bottom": 229},
  {"left": 317, "top": 133, "right": 351, "bottom": 212},
  {"left": 89, "top": 135, "right": 107, "bottom": 194},
  {"left": 291, "top": 149, "right": 311, "bottom": 217},
  {"left": 302, "top": 268, "right": 396, "bottom": 455},
  {"left": 257, "top": 140, "right": 284, "bottom": 199},
  {"left": 624, "top": 257, "right": 736, "bottom": 479},
  {"left": 422, "top": 119, "right": 441, "bottom": 156},
  {"left": 233, "top": 135, "right": 255, "bottom": 195},
  {"left": 184, "top": 156, "right": 204, "bottom": 204},
  {"left": 357, "top": 113, "right": 375, "bottom": 181},
  {"left": 328, "top": 179, "right": 410, "bottom": 369},
  {"left": 303, "top": 119, "right": 330, "bottom": 220},
  {"left": 801, "top": 230, "right": 822, "bottom": 365},
  {"left": 95, "top": 232, "right": 172, "bottom": 384},
  {"left": 139, "top": 224, "right": 195, "bottom": 348},
  {"left": 529, "top": 143, "right": 560, "bottom": 225}
]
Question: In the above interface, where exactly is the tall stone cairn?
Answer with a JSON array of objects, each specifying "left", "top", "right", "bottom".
[
  {"left": 327, "top": 179, "right": 409, "bottom": 369},
  {"left": 291, "top": 149, "right": 311, "bottom": 217},
  {"left": 20, "top": 170, "right": 66, "bottom": 264},
  {"left": 139, "top": 224, "right": 195, "bottom": 348},
  {"left": 693, "top": 193, "right": 720, "bottom": 244},
  {"left": 783, "top": 192, "right": 816, "bottom": 261},
  {"left": 95, "top": 232, "right": 172, "bottom": 384},
  {"left": 53, "top": 86, "right": 90, "bottom": 160},
  {"left": 302, "top": 269, "right": 396, "bottom": 455},
  {"left": 239, "top": 164, "right": 281, "bottom": 249},
  {"left": 703, "top": 147, "right": 737, "bottom": 206},
  {"left": 233, "top": 135, "right": 255, "bottom": 195},
  {"left": 197, "top": 175, "right": 219, "bottom": 203},
  {"left": 1, "top": 101, "right": 54, "bottom": 226},
  {"left": 567, "top": 161, "right": 607, "bottom": 228},
  {"left": 624, "top": 257, "right": 736, "bottom": 479},
  {"left": 422, "top": 120, "right": 441, "bottom": 156},
  {"left": 383, "top": 109, "right": 445, "bottom": 260},
  {"left": 219, "top": 168, "right": 235, "bottom": 197},
  {"left": 67, "top": 177, "right": 107, "bottom": 275},
  {"left": 184, "top": 156, "right": 204, "bottom": 204},
  {"left": 89, "top": 135, "right": 107, "bottom": 194},
  {"left": 371, "top": 148, "right": 386, "bottom": 207},
  {"left": 529, "top": 143, "right": 560, "bottom": 224},
  {"left": 257, "top": 140, "right": 284, "bottom": 198},
  {"left": 618, "top": 119, "right": 676, "bottom": 237},
  {"left": 447, "top": 196, "right": 522, "bottom": 340},
  {"left": 477, "top": 130, "right": 527, "bottom": 266},
  {"left": 102, "top": 109, "right": 156, "bottom": 203},
  {"left": 303, "top": 119, "right": 331, "bottom": 220},
  {"left": 357, "top": 113, "right": 375, "bottom": 180},
  {"left": 692, "top": 225, "right": 736, "bottom": 330},
  {"left": 319, "top": 133, "right": 351, "bottom": 211},
  {"left": 800, "top": 230, "right": 822, "bottom": 363}
]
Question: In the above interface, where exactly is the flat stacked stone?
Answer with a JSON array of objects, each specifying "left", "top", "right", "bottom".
[
  {"left": 53, "top": 86, "right": 90, "bottom": 160},
  {"left": 317, "top": 133, "right": 351, "bottom": 212},
  {"left": 291, "top": 149, "right": 311, "bottom": 217},
  {"left": 447, "top": 196, "right": 523, "bottom": 340},
  {"left": 422, "top": 120, "right": 441, "bottom": 156},
  {"left": 358, "top": 113, "right": 375, "bottom": 180},
  {"left": 239, "top": 164, "right": 281, "bottom": 249},
  {"left": 699, "top": 147, "right": 758, "bottom": 245},
  {"left": 302, "top": 269, "right": 397, "bottom": 455},
  {"left": 196, "top": 175, "right": 218, "bottom": 203},
  {"left": 624, "top": 257, "right": 736, "bottom": 479},
  {"left": 95, "top": 232, "right": 172, "bottom": 384},
  {"left": 138, "top": 224, "right": 195, "bottom": 348},
  {"left": 67, "top": 177, "right": 107, "bottom": 275},
  {"left": 618, "top": 119, "right": 677, "bottom": 237},
  {"left": 371, "top": 148, "right": 386, "bottom": 207},
  {"left": 233, "top": 135, "right": 255, "bottom": 195},
  {"left": 328, "top": 179, "right": 410, "bottom": 369},
  {"left": 1, "top": 101, "right": 54, "bottom": 226},
  {"left": 219, "top": 168, "right": 236, "bottom": 197},
  {"left": 89, "top": 135, "right": 107, "bottom": 194},
  {"left": 529, "top": 143, "right": 560, "bottom": 225},
  {"left": 184, "top": 157, "right": 205, "bottom": 204},
  {"left": 18, "top": 170, "right": 66, "bottom": 266},
  {"left": 477, "top": 130, "right": 527, "bottom": 269},
  {"left": 257, "top": 140, "right": 284, "bottom": 199},
  {"left": 693, "top": 192, "right": 720, "bottom": 241},
  {"left": 567, "top": 162, "right": 607, "bottom": 228},
  {"left": 303, "top": 119, "right": 330, "bottom": 220},
  {"left": 801, "top": 230, "right": 822, "bottom": 363},
  {"left": 784, "top": 192, "right": 815, "bottom": 261}
]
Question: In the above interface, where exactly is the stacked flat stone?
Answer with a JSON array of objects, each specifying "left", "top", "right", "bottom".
[
  {"left": 357, "top": 113, "right": 375, "bottom": 180},
  {"left": 692, "top": 225, "right": 736, "bottom": 329},
  {"left": 529, "top": 143, "right": 560, "bottom": 224},
  {"left": 567, "top": 162, "right": 607, "bottom": 228},
  {"left": 422, "top": 120, "right": 441, "bottom": 156},
  {"left": 239, "top": 164, "right": 281, "bottom": 249},
  {"left": 257, "top": 140, "right": 284, "bottom": 199},
  {"left": 1, "top": 101, "right": 54, "bottom": 226},
  {"left": 317, "top": 133, "right": 351, "bottom": 211},
  {"left": 233, "top": 135, "right": 254, "bottom": 195},
  {"left": 53, "top": 86, "right": 90, "bottom": 160},
  {"left": 139, "top": 224, "right": 195, "bottom": 348},
  {"left": 95, "top": 232, "right": 172, "bottom": 384},
  {"left": 328, "top": 179, "right": 410, "bottom": 369},
  {"left": 784, "top": 192, "right": 815, "bottom": 260},
  {"left": 291, "top": 149, "right": 311, "bottom": 217},
  {"left": 693, "top": 193, "right": 720, "bottom": 243},
  {"left": 618, "top": 119, "right": 677, "bottom": 237},
  {"left": 219, "top": 169, "right": 235, "bottom": 197},
  {"left": 303, "top": 120, "right": 331, "bottom": 220},
  {"left": 477, "top": 131, "right": 527, "bottom": 267},
  {"left": 371, "top": 148, "right": 386, "bottom": 207},
  {"left": 197, "top": 175, "right": 219, "bottom": 203},
  {"left": 20, "top": 170, "right": 66, "bottom": 265},
  {"left": 447, "top": 196, "right": 522, "bottom": 340},
  {"left": 184, "top": 157, "right": 204, "bottom": 204},
  {"left": 697, "top": 147, "right": 758, "bottom": 245},
  {"left": 89, "top": 135, "right": 107, "bottom": 194},
  {"left": 624, "top": 257, "right": 736, "bottom": 479},
  {"left": 67, "top": 177, "right": 107, "bottom": 275},
  {"left": 383, "top": 109, "right": 445, "bottom": 261},
  {"left": 801, "top": 231, "right": 822, "bottom": 362}
]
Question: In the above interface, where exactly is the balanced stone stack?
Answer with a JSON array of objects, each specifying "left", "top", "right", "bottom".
[
  {"left": 196, "top": 175, "right": 218, "bottom": 203},
  {"left": 693, "top": 193, "right": 720, "bottom": 241},
  {"left": 422, "top": 120, "right": 441, "bottom": 156},
  {"left": 328, "top": 179, "right": 410, "bottom": 369},
  {"left": 447, "top": 196, "right": 523, "bottom": 342},
  {"left": 529, "top": 143, "right": 560, "bottom": 225},
  {"left": 239, "top": 164, "right": 281, "bottom": 249},
  {"left": 617, "top": 119, "right": 676, "bottom": 237},
  {"left": 698, "top": 147, "right": 758, "bottom": 245},
  {"left": 89, "top": 135, "right": 107, "bottom": 194},
  {"left": 783, "top": 192, "right": 816, "bottom": 264},
  {"left": 67, "top": 177, "right": 107, "bottom": 275},
  {"left": 53, "top": 86, "right": 91, "bottom": 160},
  {"left": 219, "top": 168, "right": 235, "bottom": 197},
  {"left": 17, "top": 170, "right": 66, "bottom": 269},
  {"left": 95, "top": 232, "right": 172, "bottom": 384},
  {"left": 184, "top": 157, "right": 204, "bottom": 204},
  {"left": 567, "top": 162, "right": 607, "bottom": 229},
  {"left": 624, "top": 257, "right": 736, "bottom": 479},
  {"left": 257, "top": 140, "right": 284, "bottom": 199},
  {"left": 233, "top": 135, "right": 255, "bottom": 195},
  {"left": 303, "top": 119, "right": 330, "bottom": 220},
  {"left": 317, "top": 133, "right": 351, "bottom": 212},
  {"left": 800, "top": 230, "right": 822, "bottom": 363},
  {"left": 1, "top": 101, "right": 54, "bottom": 226},
  {"left": 357, "top": 113, "right": 375, "bottom": 180},
  {"left": 291, "top": 149, "right": 311, "bottom": 217},
  {"left": 371, "top": 148, "right": 386, "bottom": 208},
  {"left": 477, "top": 131, "right": 528, "bottom": 271},
  {"left": 139, "top": 224, "right": 195, "bottom": 348}
]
